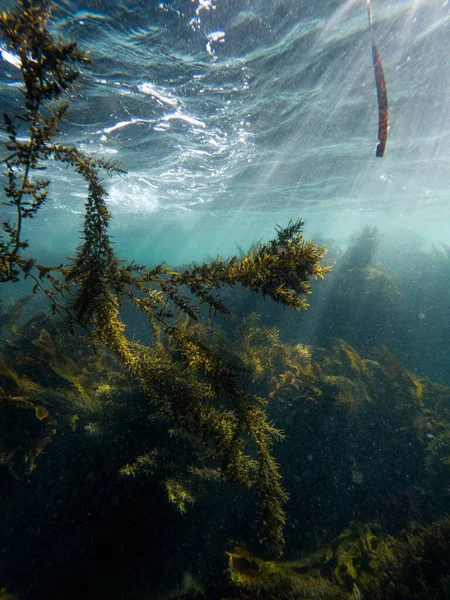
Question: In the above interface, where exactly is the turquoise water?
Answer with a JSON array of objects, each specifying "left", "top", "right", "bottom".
[
  {"left": 1, "top": 0, "right": 449, "bottom": 264},
  {"left": 1, "top": 1, "right": 450, "bottom": 599}
]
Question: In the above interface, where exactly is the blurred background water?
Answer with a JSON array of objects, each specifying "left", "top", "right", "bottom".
[{"left": 1, "top": 0, "right": 449, "bottom": 266}]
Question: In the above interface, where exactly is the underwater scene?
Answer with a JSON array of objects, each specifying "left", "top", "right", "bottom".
[{"left": 0, "top": 0, "right": 449, "bottom": 598}]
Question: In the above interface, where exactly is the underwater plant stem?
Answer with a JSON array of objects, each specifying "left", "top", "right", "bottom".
[
  {"left": 12, "top": 124, "right": 36, "bottom": 255},
  {"left": 0, "top": 151, "right": 19, "bottom": 164},
  {"left": 25, "top": 268, "right": 92, "bottom": 336},
  {"left": 0, "top": 0, "right": 333, "bottom": 556}
]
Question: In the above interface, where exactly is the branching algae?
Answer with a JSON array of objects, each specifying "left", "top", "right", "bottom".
[
  {"left": 225, "top": 518, "right": 450, "bottom": 600},
  {"left": 0, "top": 0, "right": 330, "bottom": 555}
]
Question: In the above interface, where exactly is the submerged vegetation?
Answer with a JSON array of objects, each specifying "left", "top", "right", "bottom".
[
  {"left": 2, "top": 303, "right": 450, "bottom": 597},
  {"left": 1, "top": 2, "right": 450, "bottom": 599},
  {"left": 0, "top": 0, "right": 329, "bottom": 557},
  {"left": 223, "top": 516, "right": 450, "bottom": 600}
]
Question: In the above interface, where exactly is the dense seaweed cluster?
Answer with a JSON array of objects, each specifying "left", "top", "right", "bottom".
[
  {"left": 2, "top": 301, "right": 450, "bottom": 597},
  {"left": 2, "top": 2, "right": 450, "bottom": 600},
  {"left": 224, "top": 516, "right": 450, "bottom": 600},
  {"left": 0, "top": 0, "right": 330, "bottom": 555}
]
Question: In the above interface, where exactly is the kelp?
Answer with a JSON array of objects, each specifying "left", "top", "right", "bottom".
[
  {"left": 0, "top": 302, "right": 121, "bottom": 477},
  {"left": 226, "top": 543, "right": 346, "bottom": 599},
  {"left": 225, "top": 523, "right": 381, "bottom": 599},
  {"left": 220, "top": 318, "right": 450, "bottom": 544},
  {"left": 2, "top": 306, "right": 450, "bottom": 598},
  {"left": 137, "top": 517, "right": 450, "bottom": 599},
  {"left": 358, "top": 517, "right": 450, "bottom": 599},
  {"left": 302, "top": 227, "right": 403, "bottom": 352},
  {"left": 224, "top": 517, "right": 450, "bottom": 600},
  {"left": 0, "top": 0, "right": 330, "bottom": 555}
]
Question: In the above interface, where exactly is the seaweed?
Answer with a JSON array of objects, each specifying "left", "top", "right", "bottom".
[
  {"left": 2, "top": 307, "right": 450, "bottom": 597},
  {"left": 0, "top": 0, "right": 330, "bottom": 555},
  {"left": 304, "top": 227, "right": 403, "bottom": 351},
  {"left": 224, "top": 518, "right": 450, "bottom": 600},
  {"left": 359, "top": 517, "right": 450, "bottom": 599}
]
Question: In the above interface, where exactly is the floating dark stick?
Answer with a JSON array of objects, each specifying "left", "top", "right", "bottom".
[{"left": 366, "top": 0, "right": 388, "bottom": 157}]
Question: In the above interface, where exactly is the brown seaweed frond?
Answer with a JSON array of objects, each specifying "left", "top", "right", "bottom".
[{"left": 0, "top": 0, "right": 332, "bottom": 555}]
